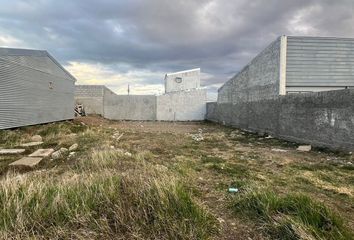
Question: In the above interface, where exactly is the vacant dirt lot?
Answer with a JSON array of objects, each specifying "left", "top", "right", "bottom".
[{"left": 0, "top": 116, "right": 353, "bottom": 239}]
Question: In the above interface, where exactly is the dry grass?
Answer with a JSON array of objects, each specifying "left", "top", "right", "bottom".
[
  {"left": 0, "top": 149, "right": 217, "bottom": 239},
  {"left": 0, "top": 117, "right": 353, "bottom": 239}
]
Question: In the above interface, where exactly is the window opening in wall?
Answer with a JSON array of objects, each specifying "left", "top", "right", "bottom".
[{"left": 175, "top": 77, "right": 182, "bottom": 83}]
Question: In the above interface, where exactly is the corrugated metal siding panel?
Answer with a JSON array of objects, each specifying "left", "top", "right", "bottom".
[
  {"left": 0, "top": 58, "right": 75, "bottom": 129},
  {"left": 0, "top": 55, "right": 69, "bottom": 79},
  {"left": 286, "top": 36, "right": 354, "bottom": 87}
]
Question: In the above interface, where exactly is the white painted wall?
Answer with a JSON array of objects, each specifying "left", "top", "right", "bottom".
[
  {"left": 157, "top": 89, "right": 207, "bottom": 121},
  {"left": 165, "top": 68, "right": 200, "bottom": 93}
]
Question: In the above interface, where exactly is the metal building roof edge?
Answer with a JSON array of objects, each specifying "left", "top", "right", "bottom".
[{"left": 0, "top": 47, "right": 76, "bottom": 82}]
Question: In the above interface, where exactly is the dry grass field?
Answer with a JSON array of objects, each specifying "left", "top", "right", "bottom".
[{"left": 0, "top": 116, "right": 353, "bottom": 239}]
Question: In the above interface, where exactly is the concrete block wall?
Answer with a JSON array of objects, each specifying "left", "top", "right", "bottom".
[
  {"left": 75, "top": 85, "right": 105, "bottom": 115},
  {"left": 218, "top": 37, "right": 281, "bottom": 104},
  {"left": 103, "top": 93, "right": 157, "bottom": 121},
  {"left": 156, "top": 89, "right": 207, "bottom": 121},
  {"left": 207, "top": 89, "right": 354, "bottom": 151},
  {"left": 75, "top": 85, "right": 207, "bottom": 121}
]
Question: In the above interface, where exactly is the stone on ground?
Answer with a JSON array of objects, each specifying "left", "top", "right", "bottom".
[
  {"left": 297, "top": 145, "right": 312, "bottom": 152},
  {"left": 20, "top": 142, "right": 44, "bottom": 147},
  {"left": 69, "top": 143, "right": 78, "bottom": 151},
  {"left": 0, "top": 149, "right": 26, "bottom": 154},
  {"left": 52, "top": 148, "right": 69, "bottom": 159},
  {"left": 271, "top": 148, "right": 288, "bottom": 153},
  {"left": 31, "top": 135, "right": 43, "bottom": 142},
  {"left": 29, "top": 149, "right": 55, "bottom": 157},
  {"left": 9, "top": 157, "right": 43, "bottom": 167}
]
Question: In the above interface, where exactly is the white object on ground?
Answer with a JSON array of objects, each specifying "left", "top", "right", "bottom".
[
  {"left": 20, "top": 142, "right": 43, "bottom": 147},
  {"left": 297, "top": 145, "right": 312, "bottom": 152},
  {"left": 271, "top": 148, "right": 288, "bottom": 153},
  {"left": 69, "top": 143, "right": 78, "bottom": 151},
  {"left": 0, "top": 149, "right": 26, "bottom": 154}
]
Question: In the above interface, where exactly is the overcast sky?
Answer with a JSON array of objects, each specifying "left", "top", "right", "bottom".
[{"left": 0, "top": 0, "right": 353, "bottom": 98}]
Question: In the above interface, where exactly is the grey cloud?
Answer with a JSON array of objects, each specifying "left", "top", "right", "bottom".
[{"left": 0, "top": 0, "right": 353, "bottom": 89}]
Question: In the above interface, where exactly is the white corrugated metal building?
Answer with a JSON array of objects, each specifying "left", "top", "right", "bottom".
[
  {"left": 0, "top": 47, "right": 76, "bottom": 129},
  {"left": 218, "top": 36, "right": 354, "bottom": 104}
]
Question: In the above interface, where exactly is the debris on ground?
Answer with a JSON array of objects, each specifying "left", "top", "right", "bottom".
[
  {"left": 0, "top": 149, "right": 26, "bottom": 154},
  {"left": 271, "top": 148, "right": 288, "bottom": 153},
  {"left": 20, "top": 142, "right": 44, "bottom": 147},
  {"left": 29, "top": 149, "right": 54, "bottom": 157},
  {"left": 68, "top": 152, "right": 76, "bottom": 159},
  {"left": 52, "top": 148, "right": 69, "bottom": 159},
  {"left": 297, "top": 145, "right": 312, "bottom": 152},
  {"left": 191, "top": 129, "right": 204, "bottom": 141},
  {"left": 69, "top": 143, "right": 78, "bottom": 151},
  {"left": 124, "top": 152, "right": 132, "bottom": 157},
  {"left": 217, "top": 217, "right": 225, "bottom": 224},
  {"left": 30, "top": 135, "right": 43, "bottom": 142},
  {"left": 112, "top": 132, "right": 124, "bottom": 141},
  {"left": 9, "top": 157, "right": 43, "bottom": 168},
  {"left": 228, "top": 188, "right": 239, "bottom": 193}
]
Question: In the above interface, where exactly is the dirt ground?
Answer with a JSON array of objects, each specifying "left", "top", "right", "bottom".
[
  {"left": 77, "top": 116, "right": 354, "bottom": 239},
  {"left": 0, "top": 115, "right": 353, "bottom": 239}
]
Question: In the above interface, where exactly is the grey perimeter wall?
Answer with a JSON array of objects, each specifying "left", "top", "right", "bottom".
[
  {"left": 75, "top": 85, "right": 105, "bottom": 115},
  {"left": 157, "top": 89, "right": 206, "bottom": 121},
  {"left": 75, "top": 85, "right": 206, "bottom": 121},
  {"left": 104, "top": 93, "right": 157, "bottom": 121},
  {"left": 217, "top": 37, "right": 281, "bottom": 104},
  {"left": 207, "top": 89, "right": 354, "bottom": 151}
]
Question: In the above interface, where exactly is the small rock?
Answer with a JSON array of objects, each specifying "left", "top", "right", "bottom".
[
  {"left": 68, "top": 152, "right": 76, "bottom": 159},
  {"left": 191, "top": 133, "right": 204, "bottom": 142},
  {"left": 110, "top": 145, "right": 115, "bottom": 149},
  {"left": 51, "top": 150, "right": 61, "bottom": 159},
  {"left": 124, "top": 152, "right": 132, "bottom": 157},
  {"left": 69, "top": 143, "right": 78, "bottom": 151},
  {"left": 52, "top": 148, "right": 69, "bottom": 159},
  {"left": 297, "top": 145, "right": 312, "bottom": 152},
  {"left": 31, "top": 135, "right": 43, "bottom": 142},
  {"left": 60, "top": 148, "right": 69, "bottom": 154},
  {"left": 271, "top": 148, "right": 288, "bottom": 153}
]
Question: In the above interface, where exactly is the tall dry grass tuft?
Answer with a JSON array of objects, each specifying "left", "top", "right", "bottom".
[{"left": 0, "top": 149, "right": 217, "bottom": 239}]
